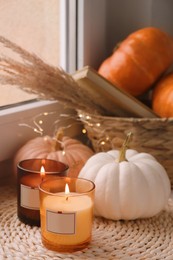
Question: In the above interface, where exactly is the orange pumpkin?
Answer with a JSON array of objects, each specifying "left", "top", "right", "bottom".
[
  {"left": 14, "top": 130, "right": 94, "bottom": 178},
  {"left": 152, "top": 72, "right": 173, "bottom": 117},
  {"left": 98, "top": 27, "right": 173, "bottom": 96}
]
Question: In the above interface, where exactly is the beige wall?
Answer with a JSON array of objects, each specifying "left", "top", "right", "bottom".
[{"left": 0, "top": 0, "right": 60, "bottom": 106}]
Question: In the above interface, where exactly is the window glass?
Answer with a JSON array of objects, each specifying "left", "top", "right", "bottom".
[
  {"left": 0, "top": 0, "right": 80, "bottom": 162},
  {"left": 0, "top": 0, "right": 60, "bottom": 107}
]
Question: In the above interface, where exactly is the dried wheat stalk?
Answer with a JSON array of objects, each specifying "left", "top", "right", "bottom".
[{"left": 0, "top": 36, "right": 106, "bottom": 115}]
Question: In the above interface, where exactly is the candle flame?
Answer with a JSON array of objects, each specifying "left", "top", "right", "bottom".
[
  {"left": 40, "top": 166, "right": 45, "bottom": 180},
  {"left": 65, "top": 183, "right": 70, "bottom": 201},
  {"left": 65, "top": 183, "right": 70, "bottom": 194}
]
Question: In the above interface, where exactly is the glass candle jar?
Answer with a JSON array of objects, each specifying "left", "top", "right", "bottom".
[
  {"left": 39, "top": 177, "right": 95, "bottom": 252},
  {"left": 17, "top": 158, "right": 68, "bottom": 226}
]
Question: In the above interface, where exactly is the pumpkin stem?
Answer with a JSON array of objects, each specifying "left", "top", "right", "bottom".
[
  {"left": 54, "top": 128, "right": 64, "bottom": 150},
  {"left": 117, "top": 132, "right": 133, "bottom": 162}
]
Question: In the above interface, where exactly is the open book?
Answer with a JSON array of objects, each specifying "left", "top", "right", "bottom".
[{"left": 73, "top": 66, "right": 158, "bottom": 118}]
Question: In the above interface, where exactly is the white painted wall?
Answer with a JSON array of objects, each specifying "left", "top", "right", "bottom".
[
  {"left": 105, "top": 0, "right": 173, "bottom": 59},
  {"left": 77, "top": 0, "right": 107, "bottom": 70}
]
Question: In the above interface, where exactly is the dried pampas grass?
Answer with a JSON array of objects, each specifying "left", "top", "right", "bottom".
[{"left": 0, "top": 36, "right": 106, "bottom": 115}]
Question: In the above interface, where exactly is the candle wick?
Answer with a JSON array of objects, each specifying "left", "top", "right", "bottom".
[
  {"left": 66, "top": 196, "right": 68, "bottom": 201},
  {"left": 41, "top": 172, "right": 45, "bottom": 182}
]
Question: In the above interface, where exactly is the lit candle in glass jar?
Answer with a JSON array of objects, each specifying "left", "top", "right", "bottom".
[
  {"left": 39, "top": 177, "right": 95, "bottom": 252},
  {"left": 20, "top": 165, "right": 45, "bottom": 211},
  {"left": 17, "top": 159, "right": 68, "bottom": 226}
]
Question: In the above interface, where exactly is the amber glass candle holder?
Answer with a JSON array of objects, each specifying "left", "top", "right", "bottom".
[
  {"left": 17, "top": 159, "right": 68, "bottom": 226},
  {"left": 39, "top": 177, "right": 95, "bottom": 252}
]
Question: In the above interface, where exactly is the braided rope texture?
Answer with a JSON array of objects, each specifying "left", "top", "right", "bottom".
[{"left": 1, "top": 185, "right": 173, "bottom": 260}]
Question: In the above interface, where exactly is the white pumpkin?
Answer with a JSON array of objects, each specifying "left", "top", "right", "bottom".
[{"left": 79, "top": 133, "right": 171, "bottom": 220}]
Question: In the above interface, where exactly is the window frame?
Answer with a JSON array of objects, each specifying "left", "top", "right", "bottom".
[
  {"left": 0, "top": 0, "right": 78, "bottom": 161},
  {"left": 60, "top": 0, "right": 77, "bottom": 73},
  {"left": 0, "top": 0, "right": 107, "bottom": 161}
]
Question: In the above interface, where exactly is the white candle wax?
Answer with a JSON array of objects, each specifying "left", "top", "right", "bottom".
[{"left": 41, "top": 193, "right": 93, "bottom": 246}]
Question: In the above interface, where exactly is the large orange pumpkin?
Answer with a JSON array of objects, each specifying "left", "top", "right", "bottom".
[
  {"left": 98, "top": 27, "right": 173, "bottom": 96},
  {"left": 14, "top": 130, "right": 94, "bottom": 178},
  {"left": 152, "top": 72, "right": 173, "bottom": 117}
]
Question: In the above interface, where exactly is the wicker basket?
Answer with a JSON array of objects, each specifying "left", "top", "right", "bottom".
[{"left": 79, "top": 111, "right": 173, "bottom": 187}]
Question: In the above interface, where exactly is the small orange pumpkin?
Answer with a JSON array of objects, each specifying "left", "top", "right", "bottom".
[
  {"left": 14, "top": 129, "right": 94, "bottom": 178},
  {"left": 98, "top": 27, "right": 173, "bottom": 96},
  {"left": 152, "top": 72, "right": 173, "bottom": 117}
]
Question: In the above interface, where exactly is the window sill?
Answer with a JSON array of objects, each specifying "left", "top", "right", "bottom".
[{"left": 0, "top": 100, "right": 80, "bottom": 161}]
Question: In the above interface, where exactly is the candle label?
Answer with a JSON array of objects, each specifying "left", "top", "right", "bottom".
[
  {"left": 46, "top": 210, "right": 76, "bottom": 234},
  {"left": 20, "top": 184, "right": 40, "bottom": 210}
]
